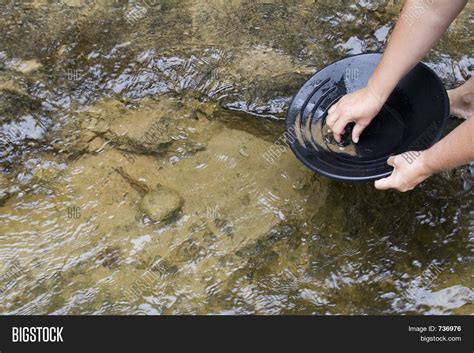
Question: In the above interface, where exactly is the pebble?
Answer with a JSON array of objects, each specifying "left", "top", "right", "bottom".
[{"left": 140, "top": 186, "right": 184, "bottom": 222}]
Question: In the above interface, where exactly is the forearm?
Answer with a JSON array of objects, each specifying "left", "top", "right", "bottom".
[
  {"left": 423, "top": 117, "right": 474, "bottom": 174},
  {"left": 368, "top": 0, "right": 467, "bottom": 102}
]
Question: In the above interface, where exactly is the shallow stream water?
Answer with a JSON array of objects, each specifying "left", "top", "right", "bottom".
[{"left": 0, "top": 0, "right": 472, "bottom": 314}]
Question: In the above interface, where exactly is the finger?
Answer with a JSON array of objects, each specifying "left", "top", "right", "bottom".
[
  {"left": 332, "top": 115, "right": 350, "bottom": 142},
  {"left": 328, "top": 102, "right": 339, "bottom": 114},
  {"left": 326, "top": 110, "right": 339, "bottom": 128},
  {"left": 387, "top": 156, "right": 396, "bottom": 167},
  {"left": 374, "top": 176, "right": 394, "bottom": 190},
  {"left": 351, "top": 123, "right": 366, "bottom": 144}
]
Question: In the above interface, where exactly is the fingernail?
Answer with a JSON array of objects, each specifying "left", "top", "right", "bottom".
[{"left": 353, "top": 136, "right": 359, "bottom": 143}]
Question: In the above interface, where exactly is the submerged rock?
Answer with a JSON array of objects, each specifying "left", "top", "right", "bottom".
[
  {"left": 0, "top": 89, "right": 41, "bottom": 122},
  {"left": 0, "top": 175, "right": 9, "bottom": 205},
  {"left": 78, "top": 98, "right": 193, "bottom": 156},
  {"left": 0, "top": 174, "right": 15, "bottom": 206},
  {"left": 140, "top": 185, "right": 184, "bottom": 222},
  {"left": 6, "top": 59, "right": 42, "bottom": 74}
]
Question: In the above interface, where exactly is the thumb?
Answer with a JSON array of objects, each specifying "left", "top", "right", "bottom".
[
  {"left": 374, "top": 176, "right": 393, "bottom": 190},
  {"left": 387, "top": 156, "right": 396, "bottom": 167},
  {"left": 351, "top": 123, "right": 366, "bottom": 144}
]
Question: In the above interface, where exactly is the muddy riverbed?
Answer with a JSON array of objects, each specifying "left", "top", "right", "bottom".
[{"left": 0, "top": 0, "right": 472, "bottom": 314}]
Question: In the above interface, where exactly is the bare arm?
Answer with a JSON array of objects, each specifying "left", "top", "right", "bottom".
[
  {"left": 369, "top": 0, "right": 469, "bottom": 103},
  {"left": 425, "top": 117, "right": 474, "bottom": 173},
  {"left": 327, "top": 0, "right": 468, "bottom": 143}
]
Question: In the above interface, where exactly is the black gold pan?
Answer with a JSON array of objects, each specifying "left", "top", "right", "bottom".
[{"left": 285, "top": 52, "right": 449, "bottom": 182}]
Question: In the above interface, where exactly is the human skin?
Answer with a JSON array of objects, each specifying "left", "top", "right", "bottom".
[
  {"left": 375, "top": 114, "right": 474, "bottom": 191},
  {"left": 325, "top": 0, "right": 471, "bottom": 192}
]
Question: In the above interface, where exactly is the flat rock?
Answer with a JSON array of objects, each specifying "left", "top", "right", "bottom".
[
  {"left": 0, "top": 174, "right": 12, "bottom": 206},
  {"left": 6, "top": 59, "right": 42, "bottom": 74},
  {"left": 87, "top": 136, "right": 108, "bottom": 153}
]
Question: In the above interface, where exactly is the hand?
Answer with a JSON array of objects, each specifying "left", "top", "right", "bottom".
[
  {"left": 374, "top": 151, "right": 433, "bottom": 192},
  {"left": 326, "top": 86, "right": 385, "bottom": 143}
]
